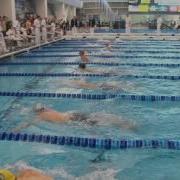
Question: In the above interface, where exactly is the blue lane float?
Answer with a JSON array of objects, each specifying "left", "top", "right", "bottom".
[
  {"left": 0, "top": 73, "right": 180, "bottom": 80},
  {"left": 46, "top": 43, "right": 180, "bottom": 47},
  {"left": 55, "top": 39, "right": 180, "bottom": 42},
  {"left": 43, "top": 46, "right": 180, "bottom": 50},
  {"left": 18, "top": 54, "right": 180, "bottom": 59},
  {"left": 52, "top": 42, "right": 180, "bottom": 46},
  {"left": 123, "top": 75, "right": 180, "bottom": 80},
  {"left": 0, "top": 132, "right": 180, "bottom": 150},
  {"left": 32, "top": 50, "right": 180, "bottom": 54},
  {"left": 51, "top": 45, "right": 180, "bottom": 48},
  {"left": 0, "top": 73, "right": 112, "bottom": 77},
  {"left": 0, "top": 62, "right": 120, "bottom": 66},
  {"left": 1, "top": 62, "right": 180, "bottom": 68},
  {"left": 0, "top": 91, "right": 180, "bottom": 101}
]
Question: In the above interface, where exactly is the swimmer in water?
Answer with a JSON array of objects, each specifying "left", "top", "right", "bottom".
[
  {"left": 99, "top": 42, "right": 113, "bottom": 56},
  {"left": 68, "top": 79, "right": 121, "bottom": 91},
  {"left": 78, "top": 50, "right": 115, "bottom": 74},
  {"left": 14, "top": 104, "right": 137, "bottom": 132},
  {"left": 0, "top": 169, "right": 52, "bottom": 180},
  {"left": 105, "top": 42, "right": 112, "bottom": 51},
  {"left": 78, "top": 50, "right": 90, "bottom": 72},
  {"left": 33, "top": 104, "right": 96, "bottom": 125},
  {"left": 79, "top": 50, "right": 89, "bottom": 64},
  {"left": 78, "top": 50, "right": 99, "bottom": 73}
]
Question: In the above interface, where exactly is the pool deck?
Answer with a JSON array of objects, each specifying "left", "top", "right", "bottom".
[
  {"left": 0, "top": 33, "right": 180, "bottom": 60},
  {"left": 0, "top": 37, "right": 65, "bottom": 60}
]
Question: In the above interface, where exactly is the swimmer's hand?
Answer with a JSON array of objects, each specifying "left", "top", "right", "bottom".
[
  {"left": 91, "top": 150, "right": 106, "bottom": 163},
  {"left": 119, "top": 121, "right": 138, "bottom": 132},
  {"left": 12, "top": 121, "right": 37, "bottom": 133},
  {"left": 99, "top": 83, "right": 119, "bottom": 91}
]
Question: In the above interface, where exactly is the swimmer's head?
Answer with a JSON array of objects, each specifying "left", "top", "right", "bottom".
[
  {"left": 105, "top": 41, "right": 112, "bottom": 47},
  {"left": 79, "top": 50, "right": 88, "bottom": 56},
  {"left": 79, "top": 51, "right": 84, "bottom": 56},
  {"left": 0, "top": 169, "right": 16, "bottom": 180},
  {"left": 33, "top": 103, "right": 46, "bottom": 113}
]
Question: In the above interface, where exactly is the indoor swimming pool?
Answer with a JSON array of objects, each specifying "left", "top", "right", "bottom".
[{"left": 0, "top": 39, "right": 180, "bottom": 179}]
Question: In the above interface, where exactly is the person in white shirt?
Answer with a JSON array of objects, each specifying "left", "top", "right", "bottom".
[
  {"left": 175, "top": 16, "right": 180, "bottom": 29},
  {"left": 157, "top": 15, "right": 162, "bottom": 35},
  {"left": 41, "top": 18, "right": 47, "bottom": 42},
  {"left": 0, "top": 16, "right": 2, "bottom": 32},
  {"left": 20, "top": 23, "right": 27, "bottom": 37},
  {"left": 51, "top": 20, "right": 56, "bottom": 40},
  {"left": 125, "top": 14, "right": 131, "bottom": 34},
  {"left": 6, "top": 26, "right": 19, "bottom": 50},
  {"left": 6, "top": 27, "right": 16, "bottom": 40},
  {"left": 13, "top": 17, "right": 21, "bottom": 37},
  {"left": 0, "top": 32, "right": 7, "bottom": 53},
  {"left": 34, "top": 16, "right": 41, "bottom": 45},
  {"left": 20, "top": 23, "right": 29, "bottom": 46}
]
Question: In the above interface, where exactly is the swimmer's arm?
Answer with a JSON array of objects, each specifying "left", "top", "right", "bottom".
[
  {"left": 84, "top": 68, "right": 117, "bottom": 75},
  {"left": 98, "top": 83, "right": 117, "bottom": 90},
  {"left": 17, "top": 169, "right": 53, "bottom": 180},
  {"left": 82, "top": 68, "right": 102, "bottom": 74},
  {"left": 118, "top": 121, "right": 138, "bottom": 131},
  {"left": 80, "top": 82, "right": 97, "bottom": 89},
  {"left": 12, "top": 120, "right": 38, "bottom": 133}
]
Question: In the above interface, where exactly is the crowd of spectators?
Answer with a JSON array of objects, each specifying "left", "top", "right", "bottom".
[{"left": 0, "top": 14, "right": 97, "bottom": 55}]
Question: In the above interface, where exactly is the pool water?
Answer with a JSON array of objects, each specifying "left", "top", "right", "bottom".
[{"left": 0, "top": 39, "right": 180, "bottom": 180}]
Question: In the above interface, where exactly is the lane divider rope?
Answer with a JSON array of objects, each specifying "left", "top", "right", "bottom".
[
  {"left": 52, "top": 42, "right": 180, "bottom": 46},
  {"left": 0, "top": 91, "right": 179, "bottom": 101},
  {"left": 18, "top": 54, "right": 180, "bottom": 59},
  {"left": 43, "top": 46, "right": 180, "bottom": 50},
  {"left": 122, "top": 75, "right": 180, "bottom": 80},
  {"left": 0, "top": 73, "right": 112, "bottom": 77},
  {"left": 32, "top": 50, "right": 180, "bottom": 54},
  {"left": 55, "top": 40, "right": 180, "bottom": 42},
  {"left": 53, "top": 43, "right": 179, "bottom": 46},
  {"left": 51, "top": 44, "right": 180, "bottom": 48},
  {"left": 0, "top": 132, "right": 180, "bottom": 150},
  {"left": 0, "top": 73, "right": 180, "bottom": 80},
  {"left": 1, "top": 62, "right": 180, "bottom": 68}
]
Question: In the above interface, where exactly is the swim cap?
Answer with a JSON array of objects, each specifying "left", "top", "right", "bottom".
[
  {"left": 34, "top": 103, "right": 45, "bottom": 112},
  {"left": 0, "top": 170, "right": 16, "bottom": 180}
]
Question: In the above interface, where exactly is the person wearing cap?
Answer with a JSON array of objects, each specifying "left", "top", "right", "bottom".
[
  {"left": 0, "top": 169, "right": 52, "bottom": 180},
  {"left": 79, "top": 50, "right": 89, "bottom": 69},
  {"left": 78, "top": 50, "right": 107, "bottom": 74}
]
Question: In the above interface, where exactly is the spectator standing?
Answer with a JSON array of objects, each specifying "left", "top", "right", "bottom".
[
  {"left": 157, "top": 15, "right": 162, "bottom": 35},
  {"left": 13, "top": 16, "right": 21, "bottom": 37},
  {"left": 34, "top": 16, "right": 41, "bottom": 45},
  {"left": 41, "top": 17, "right": 47, "bottom": 42},
  {"left": 125, "top": 14, "right": 131, "bottom": 34},
  {"left": 51, "top": 20, "right": 56, "bottom": 40}
]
